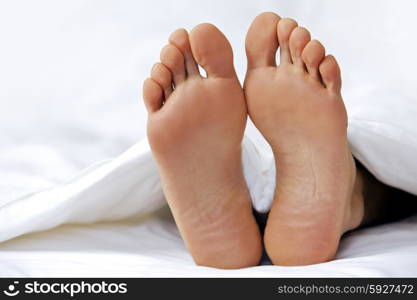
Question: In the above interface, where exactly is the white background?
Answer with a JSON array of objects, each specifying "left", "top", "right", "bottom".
[{"left": 2, "top": 0, "right": 416, "bottom": 203}]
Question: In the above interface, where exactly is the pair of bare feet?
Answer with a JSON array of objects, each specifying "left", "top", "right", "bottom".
[{"left": 143, "top": 12, "right": 366, "bottom": 268}]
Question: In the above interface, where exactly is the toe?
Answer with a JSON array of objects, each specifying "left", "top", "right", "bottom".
[
  {"left": 143, "top": 78, "right": 163, "bottom": 113},
  {"left": 189, "top": 23, "right": 236, "bottom": 78},
  {"left": 289, "top": 27, "right": 311, "bottom": 69},
  {"left": 169, "top": 28, "right": 200, "bottom": 77},
  {"left": 319, "top": 55, "right": 342, "bottom": 93},
  {"left": 151, "top": 63, "right": 173, "bottom": 99},
  {"left": 245, "top": 12, "right": 281, "bottom": 69},
  {"left": 160, "top": 44, "right": 186, "bottom": 86},
  {"left": 277, "top": 18, "right": 298, "bottom": 64},
  {"left": 301, "top": 40, "right": 325, "bottom": 79}
]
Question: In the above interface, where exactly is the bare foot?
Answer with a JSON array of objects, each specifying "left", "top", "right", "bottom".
[
  {"left": 143, "top": 24, "right": 262, "bottom": 268},
  {"left": 244, "top": 12, "right": 364, "bottom": 265}
]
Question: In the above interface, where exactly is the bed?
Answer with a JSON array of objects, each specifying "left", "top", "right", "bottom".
[{"left": 1, "top": 0, "right": 417, "bottom": 277}]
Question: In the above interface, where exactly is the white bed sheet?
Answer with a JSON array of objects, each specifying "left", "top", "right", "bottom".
[
  {"left": 1, "top": 208, "right": 417, "bottom": 277},
  {"left": 1, "top": 0, "right": 417, "bottom": 277}
]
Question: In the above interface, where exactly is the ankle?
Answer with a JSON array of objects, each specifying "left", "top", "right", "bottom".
[
  {"left": 355, "top": 160, "right": 393, "bottom": 227},
  {"left": 343, "top": 164, "right": 365, "bottom": 232},
  {"left": 357, "top": 160, "right": 417, "bottom": 227}
]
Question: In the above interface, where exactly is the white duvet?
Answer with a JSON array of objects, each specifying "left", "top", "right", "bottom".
[{"left": 1, "top": 0, "right": 417, "bottom": 277}]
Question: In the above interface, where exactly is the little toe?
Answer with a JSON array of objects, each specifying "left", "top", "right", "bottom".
[
  {"left": 319, "top": 55, "right": 342, "bottom": 93},
  {"left": 301, "top": 40, "right": 325, "bottom": 80},
  {"left": 289, "top": 27, "right": 311, "bottom": 69},
  {"left": 151, "top": 63, "right": 173, "bottom": 99},
  {"left": 169, "top": 29, "right": 200, "bottom": 77},
  {"left": 189, "top": 23, "right": 237, "bottom": 78},
  {"left": 143, "top": 78, "right": 163, "bottom": 113},
  {"left": 245, "top": 12, "right": 281, "bottom": 69},
  {"left": 277, "top": 18, "right": 298, "bottom": 64},
  {"left": 160, "top": 44, "right": 186, "bottom": 86}
]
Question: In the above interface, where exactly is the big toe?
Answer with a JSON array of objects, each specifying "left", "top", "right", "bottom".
[
  {"left": 245, "top": 12, "right": 281, "bottom": 69},
  {"left": 189, "top": 23, "right": 236, "bottom": 78}
]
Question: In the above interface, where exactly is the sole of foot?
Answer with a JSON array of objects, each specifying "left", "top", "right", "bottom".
[
  {"left": 244, "top": 12, "right": 364, "bottom": 266},
  {"left": 143, "top": 24, "right": 262, "bottom": 269}
]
